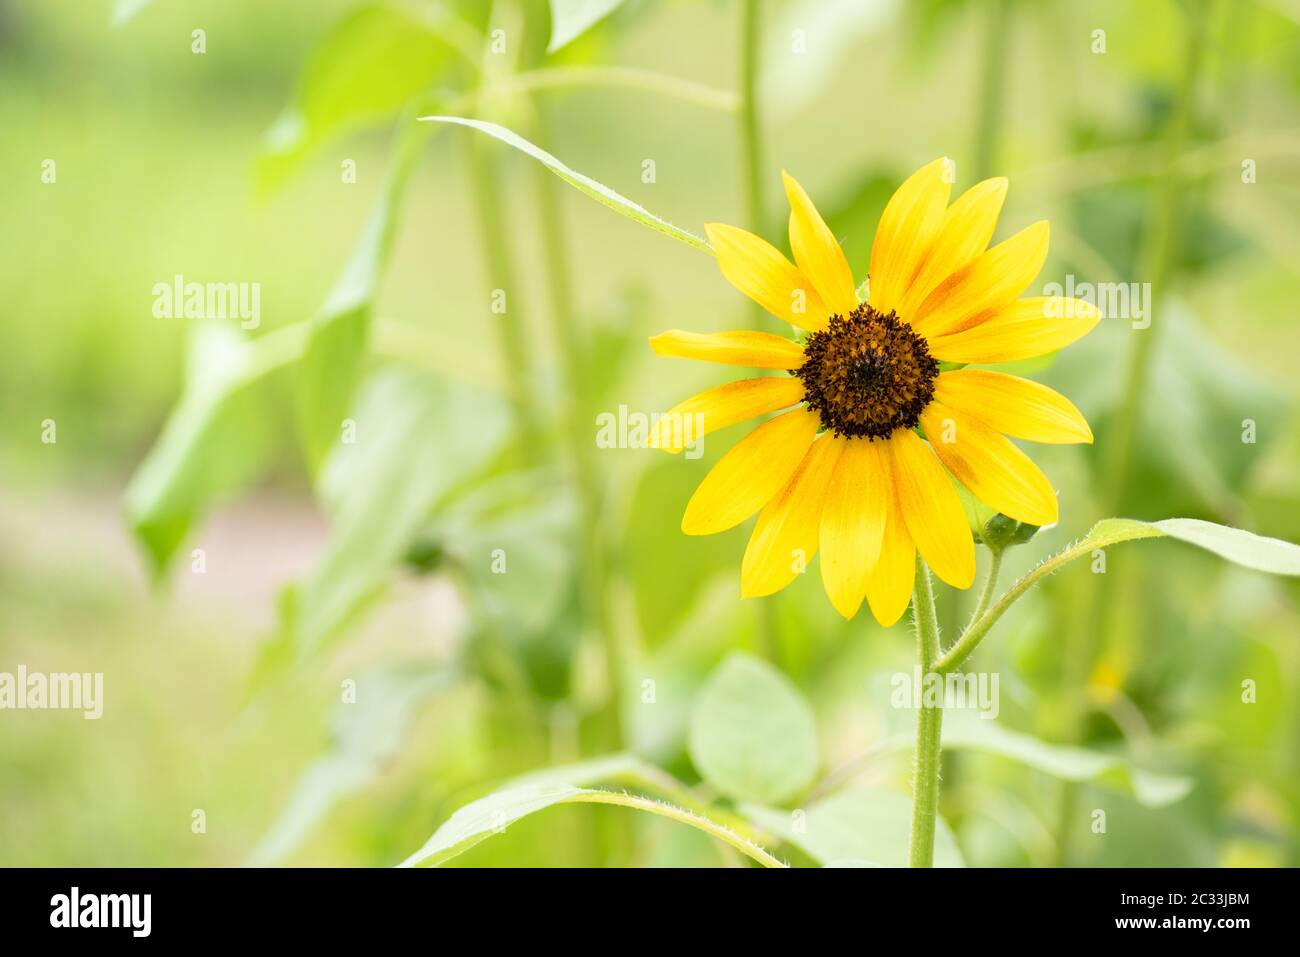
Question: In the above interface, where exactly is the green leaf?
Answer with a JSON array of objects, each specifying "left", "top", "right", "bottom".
[
  {"left": 124, "top": 322, "right": 305, "bottom": 574},
  {"left": 417, "top": 115, "right": 711, "bottom": 251},
  {"left": 257, "top": 2, "right": 469, "bottom": 193},
  {"left": 1150, "top": 518, "right": 1300, "bottom": 576},
  {"left": 940, "top": 710, "right": 1192, "bottom": 808},
  {"left": 743, "top": 790, "right": 965, "bottom": 867},
  {"left": 296, "top": 123, "right": 427, "bottom": 473},
  {"left": 295, "top": 367, "right": 509, "bottom": 655},
  {"left": 247, "top": 664, "right": 456, "bottom": 865},
  {"left": 688, "top": 652, "right": 818, "bottom": 804},
  {"left": 435, "top": 472, "right": 582, "bottom": 699},
  {"left": 400, "top": 754, "right": 786, "bottom": 867},
  {"left": 547, "top": 0, "right": 626, "bottom": 53}
]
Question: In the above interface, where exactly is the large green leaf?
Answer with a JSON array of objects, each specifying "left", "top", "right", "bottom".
[
  {"left": 688, "top": 653, "right": 819, "bottom": 804},
  {"left": 400, "top": 754, "right": 785, "bottom": 867},
  {"left": 296, "top": 124, "right": 427, "bottom": 473},
  {"left": 257, "top": 2, "right": 470, "bottom": 193},
  {"left": 247, "top": 664, "right": 456, "bottom": 865},
  {"left": 124, "top": 322, "right": 305, "bottom": 574},
  {"left": 417, "top": 115, "right": 711, "bottom": 251},
  {"left": 743, "top": 789, "right": 965, "bottom": 867},
  {"left": 547, "top": 0, "right": 627, "bottom": 52},
  {"left": 294, "top": 367, "right": 509, "bottom": 655}
]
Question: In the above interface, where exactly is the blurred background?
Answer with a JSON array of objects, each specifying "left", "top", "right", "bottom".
[{"left": 1, "top": 0, "right": 1298, "bottom": 867}]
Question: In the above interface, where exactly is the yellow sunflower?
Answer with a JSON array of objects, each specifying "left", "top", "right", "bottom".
[{"left": 649, "top": 158, "right": 1101, "bottom": 625}]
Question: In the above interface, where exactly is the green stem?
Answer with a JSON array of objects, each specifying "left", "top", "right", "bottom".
[
  {"left": 908, "top": 558, "right": 944, "bottom": 868},
  {"left": 965, "top": 548, "right": 1004, "bottom": 634},
  {"left": 1103, "top": 0, "right": 1207, "bottom": 507},
  {"left": 532, "top": 133, "right": 624, "bottom": 748},
  {"left": 466, "top": 136, "right": 542, "bottom": 453},
  {"left": 739, "top": 0, "right": 764, "bottom": 239},
  {"left": 972, "top": 0, "right": 1011, "bottom": 181}
]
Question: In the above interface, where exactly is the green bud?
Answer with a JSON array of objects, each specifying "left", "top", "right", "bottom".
[{"left": 980, "top": 514, "right": 1040, "bottom": 551}]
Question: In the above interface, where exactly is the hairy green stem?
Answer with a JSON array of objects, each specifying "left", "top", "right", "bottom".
[
  {"left": 909, "top": 558, "right": 944, "bottom": 868},
  {"left": 966, "top": 548, "right": 1004, "bottom": 633}
]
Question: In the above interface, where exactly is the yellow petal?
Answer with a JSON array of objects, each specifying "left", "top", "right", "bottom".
[
  {"left": 741, "top": 435, "right": 842, "bottom": 598},
  {"left": 911, "top": 220, "right": 1050, "bottom": 340},
  {"left": 819, "top": 436, "right": 889, "bottom": 619},
  {"left": 682, "top": 406, "right": 820, "bottom": 535},
  {"left": 868, "top": 157, "right": 952, "bottom": 317},
  {"left": 896, "top": 177, "right": 1007, "bottom": 321},
  {"left": 926, "top": 296, "right": 1101, "bottom": 364},
  {"left": 705, "top": 222, "right": 829, "bottom": 331},
  {"left": 782, "top": 170, "right": 859, "bottom": 316},
  {"left": 920, "top": 402, "right": 1059, "bottom": 526},
  {"left": 865, "top": 481, "right": 915, "bottom": 627},
  {"left": 888, "top": 429, "right": 975, "bottom": 589},
  {"left": 651, "top": 377, "right": 805, "bottom": 453},
  {"left": 935, "top": 370, "right": 1093, "bottom": 445},
  {"left": 649, "top": 328, "right": 806, "bottom": 370}
]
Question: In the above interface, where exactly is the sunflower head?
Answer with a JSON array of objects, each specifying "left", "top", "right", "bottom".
[{"left": 649, "top": 159, "right": 1101, "bottom": 625}]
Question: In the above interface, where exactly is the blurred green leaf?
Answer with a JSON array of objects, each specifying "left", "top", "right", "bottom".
[
  {"left": 941, "top": 710, "right": 1193, "bottom": 808},
  {"left": 744, "top": 789, "right": 965, "bottom": 867},
  {"left": 125, "top": 322, "right": 304, "bottom": 575},
  {"left": 257, "top": 2, "right": 471, "bottom": 193},
  {"left": 296, "top": 367, "right": 510, "bottom": 655},
  {"left": 688, "top": 652, "right": 818, "bottom": 804},
  {"left": 296, "top": 123, "right": 427, "bottom": 474},
  {"left": 547, "top": 0, "right": 626, "bottom": 53},
  {"left": 247, "top": 663, "right": 456, "bottom": 865},
  {"left": 436, "top": 471, "right": 581, "bottom": 698},
  {"left": 417, "top": 115, "right": 711, "bottom": 251}
]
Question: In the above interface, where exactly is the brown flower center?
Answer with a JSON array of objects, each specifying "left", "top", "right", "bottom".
[{"left": 793, "top": 304, "right": 938, "bottom": 440}]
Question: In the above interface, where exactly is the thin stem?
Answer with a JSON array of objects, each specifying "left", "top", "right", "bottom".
[
  {"left": 908, "top": 558, "right": 944, "bottom": 868},
  {"left": 972, "top": 0, "right": 1011, "bottom": 181},
  {"left": 739, "top": 0, "right": 764, "bottom": 239},
  {"left": 1103, "top": 0, "right": 1208, "bottom": 507},
  {"left": 489, "top": 66, "right": 737, "bottom": 112},
  {"left": 532, "top": 133, "right": 624, "bottom": 747},
  {"left": 964, "top": 548, "right": 1004, "bottom": 637},
  {"left": 466, "top": 136, "right": 542, "bottom": 454}
]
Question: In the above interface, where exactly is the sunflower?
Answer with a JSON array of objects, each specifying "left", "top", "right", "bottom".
[{"left": 648, "top": 158, "right": 1100, "bottom": 625}]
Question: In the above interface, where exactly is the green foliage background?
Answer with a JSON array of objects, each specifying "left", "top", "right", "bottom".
[{"left": 1, "top": 0, "right": 1298, "bottom": 866}]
